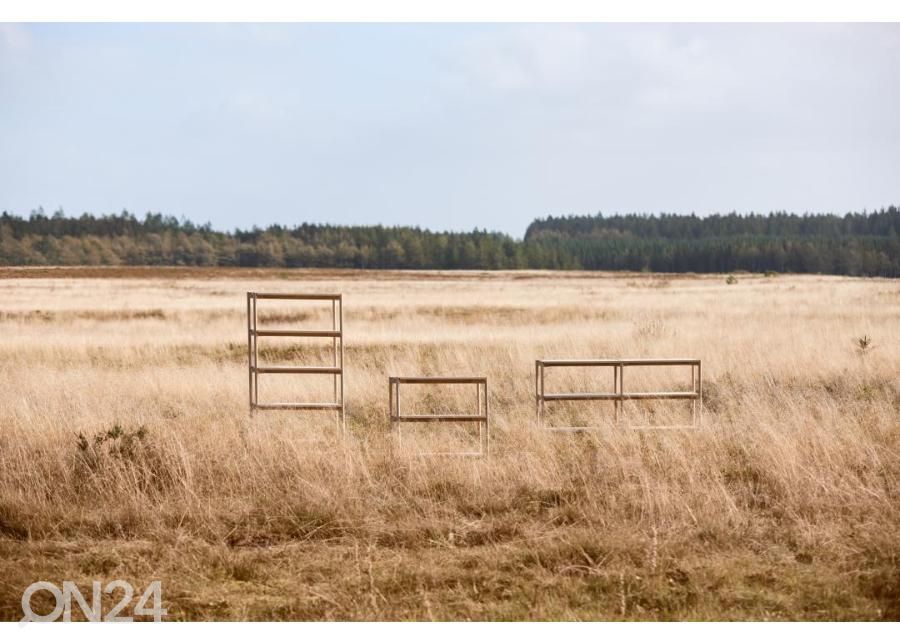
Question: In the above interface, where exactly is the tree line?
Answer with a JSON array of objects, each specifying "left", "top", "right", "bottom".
[
  {"left": 1, "top": 207, "right": 898, "bottom": 276},
  {"left": 524, "top": 209, "right": 900, "bottom": 276}
]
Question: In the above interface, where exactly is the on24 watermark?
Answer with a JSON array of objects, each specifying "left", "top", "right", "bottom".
[{"left": 20, "top": 580, "right": 167, "bottom": 622}]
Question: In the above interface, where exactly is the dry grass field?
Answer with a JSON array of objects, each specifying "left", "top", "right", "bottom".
[{"left": 0, "top": 267, "right": 898, "bottom": 621}]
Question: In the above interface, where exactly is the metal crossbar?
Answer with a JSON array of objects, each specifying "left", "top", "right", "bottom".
[
  {"left": 389, "top": 376, "right": 489, "bottom": 456},
  {"left": 535, "top": 359, "right": 701, "bottom": 430},
  {"left": 247, "top": 292, "right": 345, "bottom": 433}
]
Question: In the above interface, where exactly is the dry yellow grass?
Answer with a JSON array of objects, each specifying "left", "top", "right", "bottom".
[{"left": 0, "top": 268, "right": 898, "bottom": 620}]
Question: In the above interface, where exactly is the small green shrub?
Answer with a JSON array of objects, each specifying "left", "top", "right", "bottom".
[
  {"left": 855, "top": 335, "right": 873, "bottom": 355},
  {"left": 75, "top": 423, "right": 148, "bottom": 462}
]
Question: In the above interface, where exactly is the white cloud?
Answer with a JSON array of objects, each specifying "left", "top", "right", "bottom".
[
  {"left": 456, "top": 24, "right": 592, "bottom": 93},
  {"left": 0, "top": 22, "right": 31, "bottom": 53},
  {"left": 622, "top": 28, "right": 737, "bottom": 112},
  {"left": 449, "top": 23, "right": 742, "bottom": 118}
]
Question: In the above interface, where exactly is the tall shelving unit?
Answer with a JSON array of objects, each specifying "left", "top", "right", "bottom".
[{"left": 247, "top": 292, "right": 344, "bottom": 432}]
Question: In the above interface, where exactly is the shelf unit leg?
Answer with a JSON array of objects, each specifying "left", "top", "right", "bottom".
[{"left": 484, "top": 380, "right": 490, "bottom": 457}]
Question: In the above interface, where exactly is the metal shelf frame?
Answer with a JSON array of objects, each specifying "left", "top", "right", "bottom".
[
  {"left": 247, "top": 292, "right": 344, "bottom": 432},
  {"left": 389, "top": 376, "right": 489, "bottom": 457},
  {"left": 535, "top": 358, "right": 701, "bottom": 431}
]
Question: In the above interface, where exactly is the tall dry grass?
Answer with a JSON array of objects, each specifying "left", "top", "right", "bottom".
[{"left": 0, "top": 268, "right": 898, "bottom": 620}]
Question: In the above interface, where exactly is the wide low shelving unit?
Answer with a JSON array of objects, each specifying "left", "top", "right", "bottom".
[
  {"left": 389, "top": 376, "right": 489, "bottom": 456},
  {"left": 535, "top": 358, "right": 701, "bottom": 430}
]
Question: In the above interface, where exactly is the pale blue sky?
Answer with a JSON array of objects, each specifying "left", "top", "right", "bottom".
[{"left": 1, "top": 23, "right": 898, "bottom": 235}]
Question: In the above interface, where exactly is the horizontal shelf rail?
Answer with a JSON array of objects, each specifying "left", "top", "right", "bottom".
[
  {"left": 252, "top": 365, "right": 342, "bottom": 374},
  {"left": 254, "top": 402, "right": 343, "bottom": 411},
  {"left": 389, "top": 376, "right": 487, "bottom": 385},
  {"left": 621, "top": 392, "right": 699, "bottom": 400},
  {"left": 391, "top": 413, "right": 489, "bottom": 423},
  {"left": 542, "top": 392, "right": 621, "bottom": 401},
  {"left": 249, "top": 293, "right": 341, "bottom": 300},
  {"left": 537, "top": 358, "right": 700, "bottom": 367},
  {"left": 252, "top": 329, "right": 341, "bottom": 338}
]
